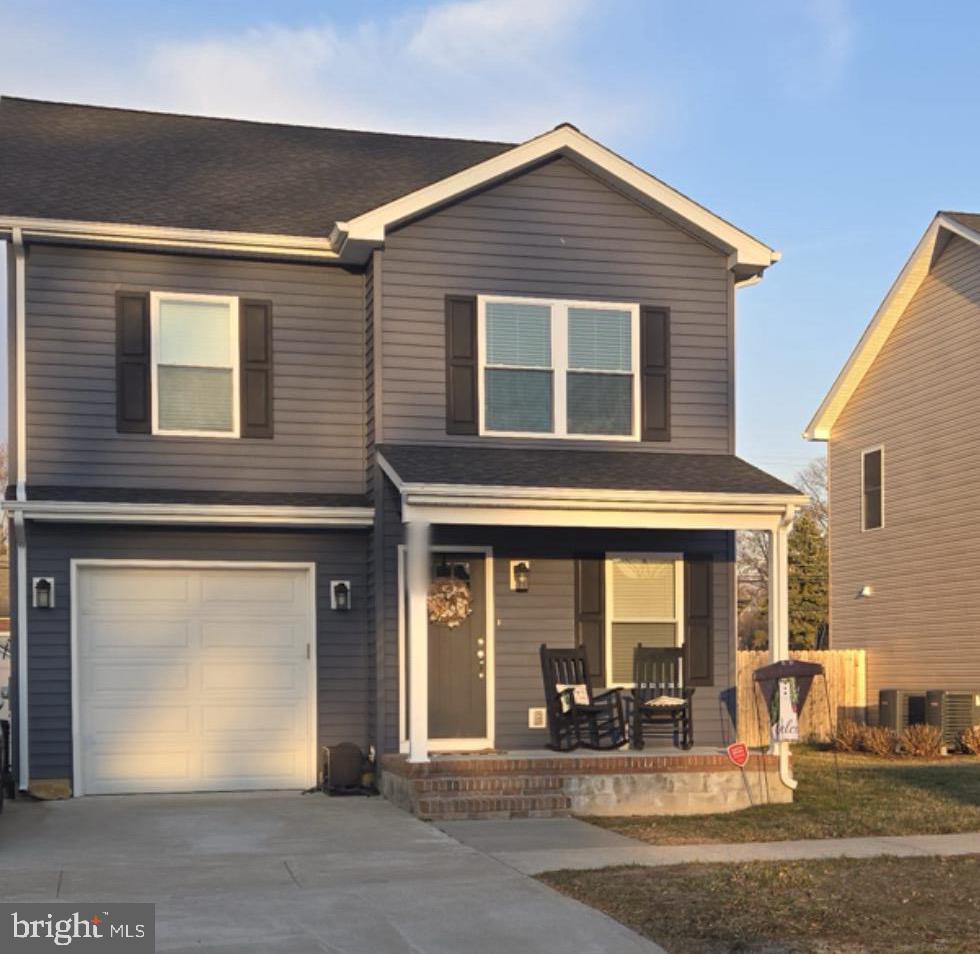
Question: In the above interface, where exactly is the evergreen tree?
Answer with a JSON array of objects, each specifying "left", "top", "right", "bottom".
[{"left": 787, "top": 510, "right": 828, "bottom": 649}]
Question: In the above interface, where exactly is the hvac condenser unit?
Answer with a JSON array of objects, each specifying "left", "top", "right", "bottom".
[
  {"left": 878, "top": 688, "right": 926, "bottom": 732},
  {"left": 925, "top": 690, "right": 980, "bottom": 747}
]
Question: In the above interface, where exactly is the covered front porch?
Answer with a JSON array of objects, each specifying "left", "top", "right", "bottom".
[{"left": 377, "top": 444, "right": 807, "bottom": 816}]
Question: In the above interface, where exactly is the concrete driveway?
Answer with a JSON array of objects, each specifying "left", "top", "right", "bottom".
[{"left": 0, "top": 793, "right": 662, "bottom": 953}]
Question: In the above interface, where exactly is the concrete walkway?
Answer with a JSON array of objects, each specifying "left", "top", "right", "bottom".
[
  {"left": 437, "top": 817, "right": 980, "bottom": 875},
  {"left": 0, "top": 793, "right": 663, "bottom": 953}
]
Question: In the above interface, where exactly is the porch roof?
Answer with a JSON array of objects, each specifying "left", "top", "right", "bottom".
[{"left": 377, "top": 444, "right": 799, "bottom": 497}]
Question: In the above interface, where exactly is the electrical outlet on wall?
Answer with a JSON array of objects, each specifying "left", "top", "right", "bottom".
[{"left": 528, "top": 707, "right": 547, "bottom": 729}]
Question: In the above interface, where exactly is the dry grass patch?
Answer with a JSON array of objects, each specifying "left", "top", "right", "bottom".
[
  {"left": 588, "top": 745, "right": 980, "bottom": 846},
  {"left": 541, "top": 855, "right": 980, "bottom": 953}
]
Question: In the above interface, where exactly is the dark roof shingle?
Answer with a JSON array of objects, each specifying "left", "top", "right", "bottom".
[
  {"left": 0, "top": 98, "right": 512, "bottom": 236},
  {"left": 378, "top": 444, "right": 801, "bottom": 497}
]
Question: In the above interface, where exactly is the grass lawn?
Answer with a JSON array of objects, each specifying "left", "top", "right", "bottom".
[
  {"left": 541, "top": 855, "right": 980, "bottom": 954},
  {"left": 587, "top": 745, "right": 980, "bottom": 845}
]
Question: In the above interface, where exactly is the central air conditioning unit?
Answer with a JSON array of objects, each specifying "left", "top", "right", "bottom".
[
  {"left": 878, "top": 689, "right": 927, "bottom": 732},
  {"left": 925, "top": 690, "right": 980, "bottom": 748}
]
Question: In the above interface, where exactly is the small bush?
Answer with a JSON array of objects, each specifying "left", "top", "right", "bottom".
[
  {"left": 900, "top": 723, "right": 944, "bottom": 758},
  {"left": 959, "top": 725, "right": 980, "bottom": 755},
  {"left": 861, "top": 725, "right": 899, "bottom": 757},
  {"left": 833, "top": 719, "right": 866, "bottom": 753}
]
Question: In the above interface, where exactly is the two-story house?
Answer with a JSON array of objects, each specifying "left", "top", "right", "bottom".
[
  {"left": 0, "top": 97, "right": 804, "bottom": 802},
  {"left": 806, "top": 212, "right": 980, "bottom": 719}
]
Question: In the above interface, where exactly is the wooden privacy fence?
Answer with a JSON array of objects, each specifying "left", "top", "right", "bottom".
[{"left": 736, "top": 650, "right": 867, "bottom": 747}]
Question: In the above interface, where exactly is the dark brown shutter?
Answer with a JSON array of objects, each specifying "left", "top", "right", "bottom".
[
  {"left": 445, "top": 295, "right": 478, "bottom": 435},
  {"left": 116, "top": 291, "right": 150, "bottom": 433},
  {"left": 240, "top": 299, "right": 274, "bottom": 438},
  {"left": 684, "top": 555, "right": 713, "bottom": 687},
  {"left": 640, "top": 306, "right": 670, "bottom": 442},
  {"left": 575, "top": 557, "right": 605, "bottom": 686}
]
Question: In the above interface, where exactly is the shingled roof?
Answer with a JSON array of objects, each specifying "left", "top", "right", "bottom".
[
  {"left": 378, "top": 444, "right": 802, "bottom": 497},
  {"left": 0, "top": 97, "right": 512, "bottom": 236}
]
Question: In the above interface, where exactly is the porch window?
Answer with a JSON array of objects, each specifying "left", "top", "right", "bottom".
[
  {"left": 606, "top": 554, "right": 683, "bottom": 685},
  {"left": 151, "top": 292, "right": 240, "bottom": 437},
  {"left": 862, "top": 446, "right": 883, "bottom": 530},
  {"left": 479, "top": 295, "right": 639, "bottom": 439}
]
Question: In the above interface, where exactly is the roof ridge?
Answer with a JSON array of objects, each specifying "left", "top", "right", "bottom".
[{"left": 0, "top": 95, "right": 516, "bottom": 148}]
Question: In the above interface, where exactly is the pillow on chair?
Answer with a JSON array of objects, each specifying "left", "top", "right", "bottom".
[
  {"left": 644, "top": 695, "right": 686, "bottom": 707},
  {"left": 556, "top": 683, "right": 590, "bottom": 712}
]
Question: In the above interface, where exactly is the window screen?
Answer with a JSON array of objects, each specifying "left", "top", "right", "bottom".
[
  {"left": 607, "top": 557, "right": 680, "bottom": 684},
  {"left": 484, "top": 300, "right": 553, "bottom": 432},
  {"left": 862, "top": 448, "right": 883, "bottom": 530},
  {"left": 567, "top": 307, "right": 633, "bottom": 435},
  {"left": 155, "top": 297, "right": 236, "bottom": 434}
]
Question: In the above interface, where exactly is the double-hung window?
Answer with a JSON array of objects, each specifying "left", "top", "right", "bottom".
[
  {"left": 150, "top": 292, "right": 240, "bottom": 437},
  {"left": 861, "top": 446, "right": 884, "bottom": 531},
  {"left": 479, "top": 295, "right": 639, "bottom": 440},
  {"left": 605, "top": 554, "right": 684, "bottom": 685}
]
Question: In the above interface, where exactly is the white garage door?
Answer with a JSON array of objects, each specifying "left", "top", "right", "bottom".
[{"left": 75, "top": 564, "right": 315, "bottom": 795}]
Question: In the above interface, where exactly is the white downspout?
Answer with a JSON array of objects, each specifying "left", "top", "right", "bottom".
[
  {"left": 770, "top": 505, "right": 797, "bottom": 791},
  {"left": 10, "top": 227, "right": 29, "bottom": 788}
]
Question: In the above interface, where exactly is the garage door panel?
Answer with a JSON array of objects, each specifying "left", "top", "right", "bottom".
[
  {"left": 91, "top": 663, "right": 190, "bottom": 693},
  {"left": 201, "top": 618, "right": 305, "bottom": 649},
  {"left": 81, "top": 617, "right": 192, "bottom": 650},
  {"left": 76, "top": 565, "right": 314, "bottom": 795},
  {"left": 200, "top": 572, "right": 300, "bottom": 605}
]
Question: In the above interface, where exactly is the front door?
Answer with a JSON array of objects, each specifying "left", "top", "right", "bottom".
[{"left": 428, "top": 555, "right": 487, "bottom": 741}]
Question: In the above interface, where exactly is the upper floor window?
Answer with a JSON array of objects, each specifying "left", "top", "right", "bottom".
[
  {"left": 861, "top": 446, "right": 883, "bottom": 531},
  {"left": 150, "top": 292, "right": 240, "bottom": 438},
  {"left": 478, "top": 295, "right": 640, "bottom": 440}
]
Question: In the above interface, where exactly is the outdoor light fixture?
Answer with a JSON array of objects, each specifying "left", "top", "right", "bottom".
[
  {"left": 330, "top": 580, "right": 352, "bottom": 611},
  {"left": 32, "top": 577, "right": 55, "bottom": 609},
  {"left": 510, "top": 560, "right": 531, "bottom": 592}
]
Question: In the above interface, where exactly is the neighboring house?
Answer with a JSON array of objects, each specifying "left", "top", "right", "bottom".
[
  {"left": 0, "top": 97, "right": 804, "bottom": 798},
  {"left": 806, "top": 212, "right": 980, "bottom": 714}
]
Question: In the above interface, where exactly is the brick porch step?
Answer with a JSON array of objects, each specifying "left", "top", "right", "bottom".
[
  {"left": 415, "top": 790, "right": 572, "bottom": 821},
  {"left": 413, "top": 774, "right": 565, "bottom": 795}
]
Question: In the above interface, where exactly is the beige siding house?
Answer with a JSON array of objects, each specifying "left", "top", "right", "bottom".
[{"left": 806, "top": 213, "right": 980, "bottom": 712}]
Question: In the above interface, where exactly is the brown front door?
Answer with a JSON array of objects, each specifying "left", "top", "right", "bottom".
[{"left": 428, "top": 555, "right": 487, "bottom": 740}]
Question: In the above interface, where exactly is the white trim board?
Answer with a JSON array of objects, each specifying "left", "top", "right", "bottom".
[
  {"left": 806, "top": 212, "right": 980, "bottom": 441},
  {"left": 69, "top": 559, "right": 318, "bottom": 797},
  {"left": 397, "top": 545, "right": 495, "bottom": 754},
  {"left": 2, "top": 499, "right": 373, "bottom": 528}
]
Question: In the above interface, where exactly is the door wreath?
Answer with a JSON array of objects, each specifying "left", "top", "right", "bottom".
[{"left": 427, "top": 577, "right": 473, "bottom": 629}]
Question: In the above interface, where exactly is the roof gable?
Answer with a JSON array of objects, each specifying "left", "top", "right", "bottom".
[{"left": 805, "top": 212, "right": 980, "bottom": 440}]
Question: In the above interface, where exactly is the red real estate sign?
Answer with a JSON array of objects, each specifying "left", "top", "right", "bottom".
[{"left": 726, "top": 742, "right": 749, "bottom": 768}]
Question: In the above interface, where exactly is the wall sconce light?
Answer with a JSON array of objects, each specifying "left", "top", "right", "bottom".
[
  {"left": 510, "top": 560, "right": 531, "bottom": 592},
  {"left": 33, "top": 577, "right": 55, "bottom": 609},
  {"left": 858, "top": 584, "right": 873, "bottom": 598},
  {"left": 330, "top": 580, "right": 352, "bottom": 611}
]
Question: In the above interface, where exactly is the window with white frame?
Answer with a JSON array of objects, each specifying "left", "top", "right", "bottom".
[
  {"left": 861, "top": 446, "right": 884, "bottom": 531},
  {"left": 479, "top": 296, "right": 639, "bottom": 439},
  {"left": 151, "top": 292, "right": 240, "bottom": 437},
  {"left": 606, "top": 554, "right": 684, "bottom": 685}
]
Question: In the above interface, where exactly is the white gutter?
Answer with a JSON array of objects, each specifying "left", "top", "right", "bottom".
[
  {"left": 11, "top": 227, "right": 28, "bottom": 787},
  {"left": 1, "top": 499, "right": 374, "bottom": 528},
  {"left": 775, "top": 505, "right": 798, "bottom": 792}
]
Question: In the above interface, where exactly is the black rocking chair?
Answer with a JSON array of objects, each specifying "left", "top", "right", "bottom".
[
  {"left": 539, "top": 644, "right": 628, "bottom": 751},
  {"left": 631, "top": 646, "right": 694, "bottom": 750}
]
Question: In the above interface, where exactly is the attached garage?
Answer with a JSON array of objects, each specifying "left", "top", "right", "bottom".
[{"left": 72, "top": 562, "right": 316, "bottom": 795}]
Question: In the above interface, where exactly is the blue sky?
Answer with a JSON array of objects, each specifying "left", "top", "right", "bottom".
[{"left": 1, "top": 0, "right": 978, "bottom": 481}]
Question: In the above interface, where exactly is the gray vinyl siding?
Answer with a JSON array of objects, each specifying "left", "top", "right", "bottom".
[
  {"left": 23, "top": 523, "right": 370, "bottom": 782},
  {"left": 379, "top": 478, "right": 736, "bottom": 751},
  {"left": 829, "top": 234, "right": 980, "bottom": 707},
  {"left": 25, "top": 245, "right": 366, "bottom": 494},
  {"left": 380, "top": 157, "right": 734, "bottom": 454}
]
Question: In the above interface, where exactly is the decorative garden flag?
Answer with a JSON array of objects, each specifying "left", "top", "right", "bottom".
[{"left": 771, "top": 677, "right": 801, "bottom": 743}]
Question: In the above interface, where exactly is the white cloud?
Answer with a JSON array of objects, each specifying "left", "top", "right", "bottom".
[{"left": 136, "top": 0, "right": 632, "bottom": 142}]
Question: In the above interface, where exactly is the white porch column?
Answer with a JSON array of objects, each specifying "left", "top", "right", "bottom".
[
  {"left": 768, "top": 514, "right": 791, "bottom": 665},
  {"left": 406, "top": 518, "right": 431, "bottom": 763}
]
